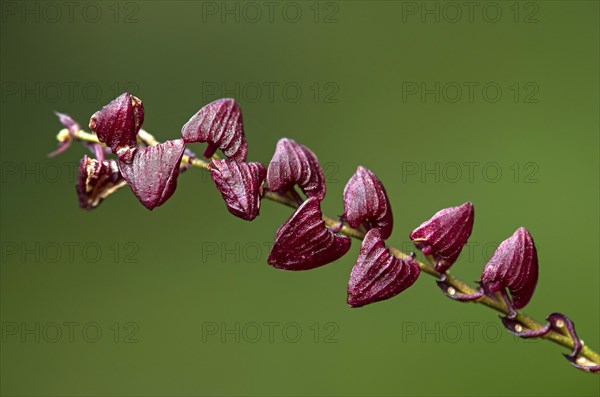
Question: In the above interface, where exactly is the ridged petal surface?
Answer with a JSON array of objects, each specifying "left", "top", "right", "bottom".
[
  {"left": 410, "top": 202, "right": 474, "bottom": 273},
  {"left": 118, "top": 139, "right": 186, "bottom": 210},
  {"left": 481, "top": 227, "right": 538, "bottom": 310},
  {"left": 268, "top": 197, "right": 350, "bottom": 270},
  {"left": 209, "top": 159, "right": 267, "bottom": 221},
  {"left": 89, "top": 93, "right": 144, "bottom": 163},
  {"left": 266, "top": 138, "right": 326, "bottom": 200},
  {"left": 343, "top": 166, "right": 393, "bottom": 239},
  {"left": 348, "top": 229, "right": 420, "bottom": 307},
  {"left": 181, "top": 98, "right": 247, "bottom": 161}
]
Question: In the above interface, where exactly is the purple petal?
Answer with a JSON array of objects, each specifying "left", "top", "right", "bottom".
[
  {"left": 87, "top": 143, "right": 106, "bottom": 161},
  {"left": 481, "top": 227, "right": 539, "bottom": 310},
  {"left": 343, "top": 166, "right": 393, "bottom": 239},
  {"left": 348, "top": 229, "right": 420, "bottom": 307},
  {"left": 55, "top": 111, "right": 80, "bottom": 136},
  {"left": 77, "top": 155, "right": 125, "bottom": 210},
  {"left": 48, "top": 140, "right": 72, "bottom": 158},
  {"left": 89, "top": 93, "right": 144, "bottom": 163},
  {"left": 49, "top": 112, "right": 82, "bottom": 157},
  {"left": 268, "top": 197, "right": 350, "bottom": 270},
  {"left": 118, "top": 139, "right": 186, "bottom": 210},
  {"left": 266, "top": 138, "right": 326, "bottom": 201},
  {"left": 181, "top": 98, "right": 248, "bottom": 162},
  {"left": 209, "top": 159, "right": 267, "bottom": 221},
  {"left": 410, "top": 202, "right": 474, "bottom": 273}
]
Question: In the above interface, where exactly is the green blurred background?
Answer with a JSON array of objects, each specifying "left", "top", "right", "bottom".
[{"left": 1, "top": 1, "right": 599, "bottom": 395}]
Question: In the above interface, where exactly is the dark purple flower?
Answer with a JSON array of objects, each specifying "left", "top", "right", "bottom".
[
  {"left": 410, "top": 202, "right": 474, "bottom": 274},
  {"left": 181, "top": 98, "right": 248, "bottom": 162},
  {"left": 89, "top": 93, "right": 145, "bottom": 163},
  {"left": 208, "top": 159, "right": 267, "bottom": 221},
  {"left": 266, "top": 138, "right": 326, "bottom": 201},
  {"left": 348, "top": 229, "right": 420, "bottom": 307},
  {"left": 343, "top": 166, "right": 393, "bottom": 239},
  {"left": 268, "top": 197, "right": 351, "bottom": 270},
  {"left": 77, "top": 155, "right": 125, "bottom": 210},
  {"left": 481, "top": 227, "right": 538, "bottom": 310},
  {"left": 118, "top": 139, "right": 186, "bottom": 210}
]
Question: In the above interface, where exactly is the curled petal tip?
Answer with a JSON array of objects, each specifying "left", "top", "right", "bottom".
[
  {"left": 181, "top": 98, "right": 247, "bottom": 162},
  {"left": 54, "top": 111, "right": 80, "bottom": 136},
  {"left": 343, "top": 166, "right": 393, "bottom": 239},
  {"left": 502, "top": 312, "right": 599, "bottom": 372},
  {"left": 266, "top": 138, "right": 326, "bottom": 201},
  {"left": 118, "top": 139, "right": 186, "bottom": 210},
  {"left": 347, "top": 229, "right": 420, "bottom": 307},
  {"left": 209, "top": 159, "right": 267, "bottom": 221},
  {"left": 89, "top": 92, "right": 144, "bottom": 163},
  {"left": 410, "top": 202, "right": 474, "bottom": 273},
  {"left": 268, "top": 197, "right": 350, "bottom": 270},
  {"left": 50, "top": 112, "right": 82, "bottom": 157},
  {"left": 500, "top": 316, "right": 550, "bottom": 338}
]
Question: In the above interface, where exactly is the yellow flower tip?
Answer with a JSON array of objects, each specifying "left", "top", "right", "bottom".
[{"left": 56, "top": 128, "right": 70, "bottom": 142}]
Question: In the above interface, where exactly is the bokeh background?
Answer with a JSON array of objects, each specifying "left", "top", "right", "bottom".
[{"left": 1, "top": 1, "right": 599, "bottom": 395}]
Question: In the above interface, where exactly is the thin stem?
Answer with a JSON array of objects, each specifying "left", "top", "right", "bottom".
[{"left": 67, "top": 128, "right": 600, "bottom": 368}]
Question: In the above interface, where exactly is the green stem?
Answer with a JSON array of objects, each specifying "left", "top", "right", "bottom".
[{"left": 66, "top": 128, "right": 600, "bottom": 370}]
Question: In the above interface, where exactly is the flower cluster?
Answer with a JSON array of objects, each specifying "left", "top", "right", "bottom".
[{"left": 51, "top": 93, "right": 598, "bottom": 373}]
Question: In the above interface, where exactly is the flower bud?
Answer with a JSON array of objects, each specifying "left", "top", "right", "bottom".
[
  {"left": 118, "top": 139, "right": 186, "bottom": 210},
  {"left": 481, "top": 227, "right": 538, "bottom": 310},
  {"left": 266, "top": 138, "right": 326, "bottom": 201},
  {"left": 77, "top": 155, "right": 125, "bottom": 210},
  {"left": 268, "top": 197, "right": 350, "bottom": 270},
  {"left": 410, "top": 202, "right": 474, "bottom": 273},
  {"left": 348, "top": 229, "right": 420, "bottom": 307},
  {"left": 501, "top": 312, "right": 599, "bottom": 373},
  {"left": 89, "top": 93, "right": 144, "bottom": 163},
  {"left": 208, "top": 159, "right": 267, "bottom": 221},
  {"left": 181, "top": 98, "right": 247, "bottom": 162},
  {"left": 343, "top": 166, "right": 393, "bottom": 239}
]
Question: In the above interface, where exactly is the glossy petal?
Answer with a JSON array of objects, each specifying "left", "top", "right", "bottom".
[
  {"left": 209, "top": 159, "right": 267, "bottom": 221},
  {"left": 181, "top": 98, "right": 247, "bottom": 161},
  {"left": 268, "top": 197, "right": 350, "bottom": 270},
  {"left": 348, "top": 229, "right": 420, "bottom": 307},
  {"left": 89, "top": 93, "right": 145, "bottom": 163},
  {"left": 343, "top": 166, "right": 393, "bottom": 239},
  {"left": 481, "top": 227, "right": 538, "bottom": 310},
  {"left": 410, "top": 202, "right": 474, "bottom": 273},
  {"left": 77, "top": 155, "right": 125, "bottom": 210},
  {"left": 266, "top": 138, "right": 326, "bottom": 201},
  {"left": 118, "top": 139, "right": 186, "bottom": 210}
]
